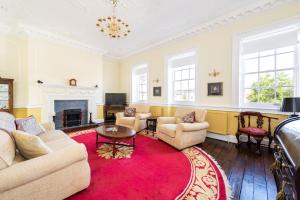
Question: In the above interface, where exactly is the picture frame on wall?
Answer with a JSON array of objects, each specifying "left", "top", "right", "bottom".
[
  {"left": 153, "top": 87, "right": 162, "bottom": 96},
  {"left": 208, "top": 82, "right": 223, "bottom": 96}
]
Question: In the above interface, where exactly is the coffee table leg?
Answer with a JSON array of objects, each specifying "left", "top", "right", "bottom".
[
  {"left": 133, "top": 136, "right": 135, "bottom": 148},
  {"left": 112, "top": 139, "right": 116, "bottom": 158},
  {"left": 96, "top": 133, "right": 98, "bottom": 149}
]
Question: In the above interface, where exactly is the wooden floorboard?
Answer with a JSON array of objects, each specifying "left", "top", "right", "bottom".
[{"left": 199, "top": 138, "right": 277, "bottom": 200}]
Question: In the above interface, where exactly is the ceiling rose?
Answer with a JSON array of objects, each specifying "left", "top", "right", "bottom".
[{"left": 96, "top": 0, "right": 130, "bottom": 39}]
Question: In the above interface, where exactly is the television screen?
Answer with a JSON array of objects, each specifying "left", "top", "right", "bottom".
[{"left": 105, "top": 93, "right": 126, "bottom": 105}]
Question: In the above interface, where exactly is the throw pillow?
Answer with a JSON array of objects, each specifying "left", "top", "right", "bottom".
[
  {"left": 0, "top": 130, "right": 16, "bottom": 168},
  {"left": 16, "top": 115, "right": 45, "bottom": 135},
  {"left": 12, "top": 130, "right": 52, "bottom": 159},
  {"left": 124, "top": 107, "right": 136, "bottom": 117},
  {"left": 182, "top": 112, "right": 196, "bottom": 123}
]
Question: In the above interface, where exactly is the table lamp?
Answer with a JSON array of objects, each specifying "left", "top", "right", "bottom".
[{"left": 281, "top": 97, "right": 300, "bottom": 118}]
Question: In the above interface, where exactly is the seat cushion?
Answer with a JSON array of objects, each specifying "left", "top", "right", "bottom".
[
  {"left": 0, "top": 130, "right": 15, "bottom": 168},
  {"left": 158, "top": 124, "right": 177, "bottom": 138},
  {"left": 118, "top": 117, "right": 135, "bottom": 126},
  {"left": 12, "top": 130, "right": 52, "bottom": 159},
  {"left": 239, "top": 127, "right": 267, "bottom": 137},
  {"left": 39, "top": 130, "right": 69, "bottom": 142}
]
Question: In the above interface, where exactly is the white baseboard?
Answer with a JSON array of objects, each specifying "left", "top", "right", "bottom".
[
  {"left": 94, "top": 119, "right": 104, "bottom": 123},
  {"left": 207, "top": 132, "right": 274, "bottom": 148}
]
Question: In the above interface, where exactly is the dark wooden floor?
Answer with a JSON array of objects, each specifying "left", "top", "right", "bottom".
[{"left": 200, "top": 138, "right": 277, "bottom": 200}]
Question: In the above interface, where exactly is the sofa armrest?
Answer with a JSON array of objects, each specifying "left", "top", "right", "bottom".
[
  {"left": 136, "top": 113, "right": 151, "bottom": 120},
  {"left": 0, "top": 143, "right": 88, "bottom": 193},
  {"left": 178, "top": 122, "right": 209, "bottom": 132},
  {"left": 41, "top": 121, "right": 55, "bottom": 132},
  {"left": 116, "top": 112, "right": 124, "bottom": 119},
  {"left": 157, "top": 117, "right": 176, "bottom": 125}
]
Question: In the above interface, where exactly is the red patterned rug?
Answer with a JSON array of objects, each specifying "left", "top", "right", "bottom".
[{"left": 68, "top": 130, "right": 231, "bottom": 200}]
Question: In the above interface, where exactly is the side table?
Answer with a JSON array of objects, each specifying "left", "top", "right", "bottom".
[{"left": 146, "top": 117, "right": 157, "bottom": 136}]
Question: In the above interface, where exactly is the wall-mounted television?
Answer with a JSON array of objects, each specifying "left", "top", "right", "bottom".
[{"left": 105, "top": 93, "right": 127, "bottom": 105}]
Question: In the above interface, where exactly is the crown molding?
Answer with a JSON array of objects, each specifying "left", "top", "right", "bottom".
[
  {"left": 12, "top": 24, "right": 108, "bottom": 54},
  {"left": 119, "top": 0, "right": 296, "bottom": 59}
]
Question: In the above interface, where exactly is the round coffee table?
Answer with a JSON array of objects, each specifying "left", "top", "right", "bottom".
[{"left": 96, "top": 125, "right": 136, "bottom": 158}]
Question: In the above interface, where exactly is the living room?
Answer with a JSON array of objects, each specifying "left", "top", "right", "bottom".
[{"left": 1, "top": 0, "right": 300, "bottom": 199}]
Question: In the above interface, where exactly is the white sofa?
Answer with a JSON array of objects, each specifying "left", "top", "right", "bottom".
[
  {"left": 116, "top": 104, "right": 151, "bottom": 132},
  {"left": 157, "top": 107, "right": 209, "bottom": 150},
  {"left": 0, "top": 112, "right": 91, "bottom": 200}
]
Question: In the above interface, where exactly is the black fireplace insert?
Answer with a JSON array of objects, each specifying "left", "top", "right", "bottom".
[{"left": 63, "top": 109, "right": 82, "bottom": 127}]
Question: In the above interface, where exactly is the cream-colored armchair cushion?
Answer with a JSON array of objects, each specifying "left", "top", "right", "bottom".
[
  {"left": 178, "top": 122, "right": 209, "bottom": 132},
  {"left": 0, "top": 130, "right": 15, "bottom": 169},
  {"left": 158, "top": 124, "right": 177, "bottom": 138},
  {"left": 13, "top": 130, "right": 53, "bottom": 159},
  {"left": 118, "top": 117, "right": 136, "bottom": 126}
]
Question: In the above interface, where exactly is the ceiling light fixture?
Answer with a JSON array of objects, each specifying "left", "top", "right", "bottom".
[{"left": 96, "top": 0, "right": 130, "bottom": 39}]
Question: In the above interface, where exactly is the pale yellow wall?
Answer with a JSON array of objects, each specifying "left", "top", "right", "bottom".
[
  {"left": 103, "top": 56, "right": 121, "bottom": 93},
  {"left": 120, "top": 2, "right": 300, "bottom": 107}
]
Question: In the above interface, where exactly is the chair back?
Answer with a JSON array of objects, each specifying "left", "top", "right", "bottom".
[
  {"left": 129, "top": 104, "right": 150, "bottom": 113},
  {"left": 239, "top": 111, "right": 264, "bottom": 128},
  {"left": 175, "top": 107, "right": 207, "bottom": 123}
]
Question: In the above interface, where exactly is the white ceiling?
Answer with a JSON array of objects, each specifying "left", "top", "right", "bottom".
[{"left": 0, "top": 0, "right": 290, "bottom": 58}]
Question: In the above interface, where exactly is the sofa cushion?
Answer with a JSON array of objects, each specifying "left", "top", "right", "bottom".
[
  {"left": 13, "top": 130, "right": 52, "bottom": 159},
  {"left": 12, "top": 152, "right": 25, "bottom": 165},
  {"left": 182, "top": 112, "right": 195, "bottom": 123},
  {"left": 45, "top": 138, "right": 76, "bottom": 151},
  {"left": 158, "top": 124, "right": 177, "bottom": 138},
  {"left": 124, "top": 107, "right": 136, "bottom": 117},
  {"left": 15, "top": 116, "right": 45, "bottom": 135},
  {"left": 118, "top": 117, "right": 135, "bottom": 126},
  {"left": 39, "top": 130, "right": 69, "bottom": 142},
  {"left": 0, "top": 112, "right": 16, "bottom": 134},
  {"left": 0, "top": 130, "right": 15, "bottom": 167}
]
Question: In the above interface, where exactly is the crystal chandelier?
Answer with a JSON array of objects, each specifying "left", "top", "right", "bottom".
[{"left": 96, "top": 0, "right": 130, "bottom": 39}]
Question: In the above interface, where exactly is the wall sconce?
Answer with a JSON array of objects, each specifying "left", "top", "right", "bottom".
[
  {"left": 153, "top": 78, "right": 159, "bottom": 84},
  {"left": 37, "top": 80, "right": 44, "bottom": 84},
  {"left": 208, "top": 69, "right": 220, "bottom": 77},
  {"left": 95, "top": 85, "right": 99, "bottom": 88}
]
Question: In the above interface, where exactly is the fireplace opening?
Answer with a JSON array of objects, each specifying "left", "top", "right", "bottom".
[{"left": 63, "top": 109, "right": 82, "bottom": 127}]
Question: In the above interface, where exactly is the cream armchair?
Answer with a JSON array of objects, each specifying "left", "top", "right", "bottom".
[
  {"left": 116, "top": 104, "right": 151, "bottom": 132},
  {"left": 157, "top": 107, "right": 209, "bottom": 150}
]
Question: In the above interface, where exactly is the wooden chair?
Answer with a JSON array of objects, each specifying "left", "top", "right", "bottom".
[{"left": 235, "top": 112, "right": 278, "bottom": 155}]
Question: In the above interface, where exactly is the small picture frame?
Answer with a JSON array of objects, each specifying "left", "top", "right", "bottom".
[
  {"left": 69, "top": 79, "right": 77, "bottom": 86},
  {"left": 153, "top": 87, "right": 162, "bottom": 96},
  {"left": 208, "top": 82, "right": 223, "bottom": 96}
]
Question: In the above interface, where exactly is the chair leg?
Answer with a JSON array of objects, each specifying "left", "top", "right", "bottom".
[
  {"left": 236, "top": 133, "right": 240, "bottom": 148},
  {"left": 247, "top": 134, "right": 251, "bottom": 147},
  {"left": 268, "top": 135, "right": 273, "bottom": 153},
  {"left": 255, "top": 138, "right": 263, "bottom": 155}
]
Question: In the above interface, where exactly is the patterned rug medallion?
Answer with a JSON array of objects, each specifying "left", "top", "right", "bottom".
[{"left": 68, "top": 129, "right": 231, "bottom": 200}]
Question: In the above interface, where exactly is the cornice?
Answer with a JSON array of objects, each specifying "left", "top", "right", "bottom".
[
  {"left": 120, "top": 0, "right": 296, "bottom": 59},
  {"left": 17, "top": 24, "right": 107, "bottom": 54}
]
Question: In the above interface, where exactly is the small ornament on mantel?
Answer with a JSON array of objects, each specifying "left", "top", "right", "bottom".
[
  {"left": 208, "top": 69, "right": 220, "bottom": 77},
  {"left": 69, "top": 79, "right": 77, "bottom": 86}
]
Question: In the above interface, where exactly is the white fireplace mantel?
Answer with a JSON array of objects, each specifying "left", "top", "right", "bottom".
[{"left": 40, "top": 84, "right": 103, "bottom": 123}]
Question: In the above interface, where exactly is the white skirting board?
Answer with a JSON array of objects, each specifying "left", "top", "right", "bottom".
[{"left": 207, "top": 132, "right": 274, "bottom": 148}]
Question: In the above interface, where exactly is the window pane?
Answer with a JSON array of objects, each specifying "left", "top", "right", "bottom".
[
  {"left": 189, "top": 80, "right": 195, "bottom": 90},
  {"left": 182, "top": 81, "right": 188, "bottom": 90},
  {"left": 259, "top": 88, "right": 275, "bottom": 103},
  {"left": 174, "top": 81, "right": 181, "bottom": 90},
  {"left": 277, "top": 46, "right": 294, "bottom": 54},
  {"left": 244, "top": 89, "right": 258, "bottom": 103},
  {"left": 175, "top": 70, "right": 181, "bottom": 80},
  {"left": 189, "top": 68, "right": 195, "bottom": 79},
  {"left": 260, "top": 55, "right": 274, "bottom": 71},
  {"left": 244, "top": 58, "right": 258, "bottom": 73},
  {"left": 260, "top": 49, "right": 274, "bottom": 57},
  {"left": 259, "top": 72, "right": 275, "bottom": 87},
  {"left": 188, "top": 92, "right": 195, "bottom": 101},
  {"left": 244, "top": 74, "right": 258, "bottom": 88},
  {"left": 277, "top": 70, "right": 294, "bottom": 87},
  {"left": 182, "top": 70, "right": 189, "bottom": 79},
  {"left": 276, "top": 87, "right": 294, "bottom": 103},
  {"left": 244, "top": 53, "right": 258, "bottom": 59},
  {"left": 276, "top": 52, "right": 294, "bottom": 69}
]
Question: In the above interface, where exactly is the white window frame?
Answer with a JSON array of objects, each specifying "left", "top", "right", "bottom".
[
  {"left": 166, "top": 50, "right": 199, "bottom": 105},
  {"left": 232, "top": 18, "right": 300, "bottom": 110},
  {"left": 131, "top": 64, "right": 149, "bottom": 103}
]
